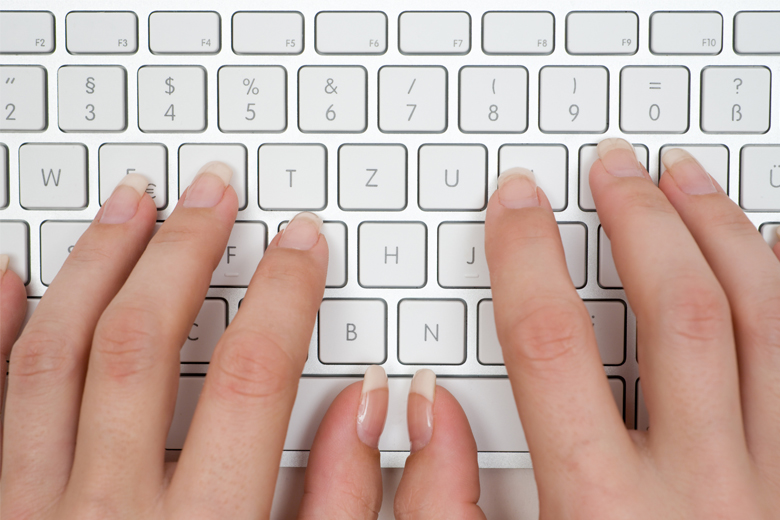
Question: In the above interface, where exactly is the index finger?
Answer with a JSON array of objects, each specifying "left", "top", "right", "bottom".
[{"left": 168, "top": 212, "right": 327, "bottom": 519}]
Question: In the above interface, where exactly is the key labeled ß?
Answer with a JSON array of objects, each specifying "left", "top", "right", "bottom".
[{"left": 701, "top": 66, "right": 771, "bottom": 134}]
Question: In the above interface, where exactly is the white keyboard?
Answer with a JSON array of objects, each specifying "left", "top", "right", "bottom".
[{"left": 2, "top": 0, "right": 780, "bottom": 469}]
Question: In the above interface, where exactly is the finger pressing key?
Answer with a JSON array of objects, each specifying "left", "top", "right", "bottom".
[
  {"left": 168, "top": 212, "right": 328, "bottom": 519},
  {"left": 3, "top": 174, "right": 156, "bottom": 512},
  {"left": 66, "top": 163, "right": 238, "bottom": 508}
]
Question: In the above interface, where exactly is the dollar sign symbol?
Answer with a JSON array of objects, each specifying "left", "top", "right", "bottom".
[
  {"left": 85, "top": 77, "right": 95, "bottom": 94},
  {"left": 165, "top": 77, "right": 175, "bottom": 95}
]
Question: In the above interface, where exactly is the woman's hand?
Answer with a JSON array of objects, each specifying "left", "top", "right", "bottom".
[{"left": 0, "top": 163, "right": 391, "bottom": 519}]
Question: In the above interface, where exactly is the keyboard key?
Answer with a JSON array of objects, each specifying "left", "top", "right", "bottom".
[
  {"left": 0, "top": 11, "right": 54, "bottom": 54},
  {"left": 211, "top": 222, "right": 267, "bottom": 287},
  {"left": 559, "top": 223, "right": 588, "bottom": 289},
  {"left": 315, "top": 12, "right": 387, "bottom": 54},
  {"left": 218, "top": 66, "right": 287, "bottom": 133},
  {"left": 620, "top": 66, "right": 690, "bottom": 133},
  {"left": 99, "top": 144, "right": 168, "bottom": 209},
  {"left": 66, "top": 11, "right": 138, "bottom": 54},
  {"left": 650, "top": 12, "right": 722, "bottom": 55},
  {"left": 499, "top": 144, "right": 568, "bottom": 211},
  {"left": 478, "top": 299, "right": 626, "bottom": 365},
  {"left": 298, "top": 66, "right": 367, "bottom": 132},
  {"left": 438, "top": 222, "right": 489, "bottom": 288},
  {"left": 318, "top": 299, "right": 387, "bottom": 364},
  {"left": 599, "top": 227, "right": 621, "bottom": 288},
  {"left": 338, "top": 144, "right": 407, "bottom": 211},
  {"left": 182, "top": 298, "right": 227, "bottom": 363},
  {"left": 740, "top": 146, "right": 780, "bottom": 211},
  {"left": 40, "top": 221, "right": 90, "bottom": 285},
  {"left": 281, "top": 221, "right": 347, "bottom": 288},
  {"left": 149, "top": 11, "right": 220, "bottom": 54},
  {"left": 258, "top": 144, "right": 326, "bottom": 210},
  {"left": 580, "top": 144, "right": 649, "bottom": 210},
  {"left": 358, "top": 222, "right": 426, "bottom": 288},
  {"left": 0, "top": 66, "right": 47, "bottom": 131},
  {"left": 660, "top": 145, "right": 729, "bottom": 193},
  {"left": 379, "top": 66, "right": 447, "bottom": 133},
  {"left": 0, "top": 221, "right": 30, "bottom": 284},
  {"left": 760, "top": 223, "right": 780, "bottom": 249},
  {"left": 58, "top": 66, "right": 127, "bottom": 132},
  {"left": 734, "top": 12, "right": 780, "bottom": 55},
  {"left": 459, "top": 66, "right": 528, "bottom": 133},
  {"left": 399, "top": 12, "right": 470, "bottom": 55},
  {"left": 398, "top": 299, "right": 466, "bottom": 365},
  {"left": 482, "top": 11, "right": 554, "bottom": 55},
  {"left": 418, "top": 145, "right": 486, "bottom": 210},
  {"left": 232, "top": 11, "right": 303, "bottom": 55},
  {"left": 701, "top": 66, "right": 771, "bottom": 134},
  {"left": 0, "top": 144, "right": 7, "bottom": 208},
  {"left": 539, "top": 66, "right": 609, "bottom": 133},
  {"left": 179, "top": 144, "right": 247, "bottom": 210},
  {"left": 566, "top": 11, "right": 638, "bottom": 55},
  {"left": 20, "top": 144, "right": 87, "bottom": 210},
  {"left": 138, "top": 66, "right": 206, "bottom": 132}
]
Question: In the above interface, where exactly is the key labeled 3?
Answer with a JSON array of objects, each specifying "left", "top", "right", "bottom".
[
  {"left": 459, "top": 66, "right": 528, "bottom": 133},
  {"left": 540, "top": 66, "right": 608, "bottom": 133},
  {"left": 620, "top": 66, "right": 689, "bottom": 133},
  {"left": 138, "top": 66, "right": 206, "bottom": 132},
  {"left": 299, "top": 66, "right": 367, "bottom": 132},
  {"left": 701, "top": 66, "right": 771, "bottom": 133},
  {"left": 58, "top": 66, "right": 127, "bottom": 132}
]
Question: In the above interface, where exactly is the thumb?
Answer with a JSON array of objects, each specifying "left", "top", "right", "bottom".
[{"left": 394, "top": 370, "right": 486, "bottom": 520}]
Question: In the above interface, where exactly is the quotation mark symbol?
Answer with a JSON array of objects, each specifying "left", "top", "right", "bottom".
[{"left": 5, "top": 77, "right": 15, "bottom": 84}]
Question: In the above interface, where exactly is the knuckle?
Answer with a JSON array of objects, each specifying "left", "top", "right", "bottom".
[
  {"left": 10, "top": 329, "right": 77, "bottom": 384},
  {"left": 501, "top": 298, "right": 592, "bottom": 370},
  {"left": 210, "top": 331, "right": 299, "bottom": 405},
  {"left": 92, "top": 305, "right": 160, "bottom": 380}
]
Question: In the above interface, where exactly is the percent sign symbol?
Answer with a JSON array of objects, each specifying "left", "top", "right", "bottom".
[{"left": 243, "top": 78, "right": 259, "bottom": 95}]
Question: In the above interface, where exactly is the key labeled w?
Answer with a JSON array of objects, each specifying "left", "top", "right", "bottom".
[{"left": 41, "top": 168, "right": 62, "bottom": 187}]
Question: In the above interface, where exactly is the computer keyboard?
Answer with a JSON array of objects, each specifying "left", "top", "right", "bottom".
[{"left": 2, "top": 1, "right": 780, "bottom": 469}]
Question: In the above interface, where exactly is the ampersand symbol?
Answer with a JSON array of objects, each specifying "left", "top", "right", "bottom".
[{"left": 324, "top": 78, "right": 338, "bottom": 94}]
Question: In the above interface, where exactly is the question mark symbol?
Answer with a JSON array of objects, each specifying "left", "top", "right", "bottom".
[{"left": 734, "top": 78, "right": 743, "bottom": 94}]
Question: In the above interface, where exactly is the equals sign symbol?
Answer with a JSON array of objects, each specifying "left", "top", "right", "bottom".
[
  {"left": 649, "top": 82, "right": 662, "bottom": 90},
  {"left": 5, "top": 77, "right": 15, "bottom": 84}
]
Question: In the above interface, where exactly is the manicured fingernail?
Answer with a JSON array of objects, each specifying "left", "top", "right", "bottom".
[
  {"left": 357, "top": 365, "right": 389, "bottom": 449},
  {"left": 0, "top": 254, "right": 9, "bottom": 277},
  {"left": 279, "top": 212, "right": 323, "bottom": 251},
  {"left": 100, "top": 173, "right": 148, "bottom": 224},
  {"left": 183, "top": 161, "right": 233, "bottom": 208},
  {"left": 662, "top": 148, "right": 717, "bottom": 195},
  {"left": 498, "top": 167, "right": 539, "bottom": 209},
  {"left": 408, "top": 369, "right": 436, "bottom": 453},
  {"left": 597, "top": 138, "right": 644, "bottom": 178}
]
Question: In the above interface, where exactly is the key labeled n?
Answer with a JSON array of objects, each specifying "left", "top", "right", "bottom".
[{"left": 41, "top": 168, "right": 62, "bottom": 187}]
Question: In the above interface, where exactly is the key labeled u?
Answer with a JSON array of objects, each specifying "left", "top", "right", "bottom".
[
  {"left": 444, "top": 169, "right": 460, "bottom": 187},
  {"left": 771, "top": 166, "right": 780, "bottom": 188}
]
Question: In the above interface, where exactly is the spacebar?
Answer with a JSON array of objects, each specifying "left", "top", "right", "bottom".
[{"left": 167, "top": 376, "right": 528, "bottom": 452}]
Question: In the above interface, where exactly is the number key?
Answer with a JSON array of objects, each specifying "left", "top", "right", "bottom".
[
  {"left": 539, "top": 66, "right": 608, "bottom": 133},
  {"left": 0, "top": 65, "right": 47, "bottom": 131},
  {"left": 58, "top": 66, "right": 127, "bottom": 132},
  {"left": 379, "top": 66, "right": 447, "bottom": 133},
  {"left": 459, "top": 66, "right": 528, "bottom": 132},
  {"left": 620, "top": 66, "right": 689, "bottom": 133},
  {"left": 218, "top": 66, "right": 286, "bottom": 132},
  {"left": 138, "top": 66, "right": 206, "bottom": 132}
]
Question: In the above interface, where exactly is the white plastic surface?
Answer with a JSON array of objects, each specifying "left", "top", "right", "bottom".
[
  {"left": 499, "top": 144, "right": 568, "bottom": 211},
  {"left": 138, "top": 66, "right": 206, "bottom": 132},
  {"left": 210, "top": 222, "right": 266, "bottom": 287},
  {"left": 358, "top": 222, "right": 427, "bottom": 288},
  {"left": 701, "top": 66, "right": 771, "bottom": 133},
  {"left": 399, "top": 12, "right": 470, "bottom": 55},
  {"left": 258, "top": 144, "right": 326, "bottom": 210},
  {"left": 620, "top": 66, "right": 690, "bottom": 133},
  {"left": 298, "top": 66, "right": 367, "bottom": 132},
  {"left": 566, "top": 11, "right": 638, "bottom": 55},
  {"left": 379, "top": 66, "right": 447, "bottom": 133},
  {"left": 318, "top": 299, "right": 387, "bottom": 364},
  {"left": 149, "top": 11, "right": 220, "bottom": 54},
  {"left": 315, "top": 12, "right": 387, "bottom": 55},
  {"left": 66, "top": 11, "right": 138, "bottom": 54},
  {"left": 58, "top": 66, "right": 127, "bottom": 132},
  {"left": 0, "top": 145, "right": 6, "bottom": 208},
  {"left": 0, "top": 66, "right": 47, "bottom": 131},
  {"left": 734, "top": 11, "right": 780, "bottom": 55},
  {"left": 418, "top": 145, "right": 486, "bottom": 210},
  {"left": 40, "top": 221, "right": 90, "bottom": 285},
  {"left": 650, "top": 12, "right": 722, "bottom": 55},
  {"left": 231, "top": 11, "right": 303, "bottom": 55},
  {"left": 218, "top": 66, "right": 287, "bottom": 133},
  {"left": 0, "top": 11, "right": 53, "bottom": 54},
  {"left": 438, "top": 222, "right": 489, "bottom": 289},
  {"left": 338, "top": 145, "right": 407, "bottom": 210},
  {"left": 459, "top": 66, "right": 528, "bottom": 133},
  {"left": 482, "top": 11, "right": 553, "bottom": 55},
  {"left": 398, "top": 299, "right": 466, "bottom": 364},
  {"left": 99, "top": 143, "right": 168, "bottom": 209},
  {"left": 539, "top": 66, "right": 609, "bottom": 133},
  {"left": 740, "top": 146, "right": 780, "bottom": 211},
  {"left": 19, "top": 143, "right": 87, "bottom": 209}
]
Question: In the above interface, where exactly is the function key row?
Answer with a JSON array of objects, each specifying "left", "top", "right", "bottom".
[
  {"left": 0, "top": 65, "right": 772, "bottom": 134},
  {"left": 2, "top": 10, "right": 780, "bottom": 56}
]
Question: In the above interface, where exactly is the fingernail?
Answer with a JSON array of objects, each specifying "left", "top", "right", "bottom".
[
  {"left": 498, "top": 167, "right": 539, "bottom": 209},
  {"left": 662, "top": 148, "right": 717, "bottom": 195},
  {"left": 100, "top": 173, "right": 148, "bottom": 224},
  {"left": 183, "top": 161, "right": 233, "bottom": 208},
  {"left": 776, "top": 227, "right": 780, "bottom": 241},
  {"left": 0, "top": 254, "right": 9, "bottom": 277},
  {"left": 279, "top": 212, "right": 323, "bottom": 251},
  {"left": 357, "top": 365, "right": 389, "bottom": 449},
  {"left": 408, "top": 369, "right": 436, "bottom": 453},
  {"left": 597, "top": 138, "right": 645, "bottom": 178}
]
